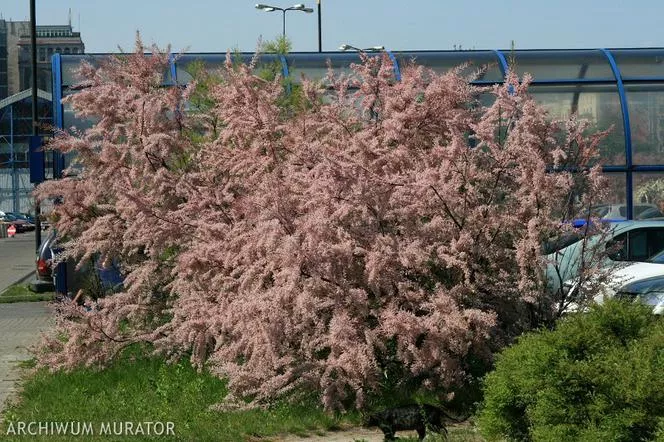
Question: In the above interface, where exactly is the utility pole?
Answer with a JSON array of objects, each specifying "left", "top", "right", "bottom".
[
  {"left": 317, "top": 0, "right": 322, "bottom": 52},
  {"left": 30, "top": 0, "right": 42, "bottom": 250}
]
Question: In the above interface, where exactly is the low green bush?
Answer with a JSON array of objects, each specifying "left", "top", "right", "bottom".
[{"left": 478, "top": 300, "right": 664, "bottom": 442}]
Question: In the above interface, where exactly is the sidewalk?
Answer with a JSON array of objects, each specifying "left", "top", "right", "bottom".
[
  {"left": 0, "top": 234, "right": 38, "bottom": 293},
  {"left": 0, "top": 302, "right": 51, "bottom": 415},
  {"left": 0, "top": 234, "right": 52, "bottom": 416}
]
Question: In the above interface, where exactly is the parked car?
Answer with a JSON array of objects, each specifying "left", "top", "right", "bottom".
[
  {"left": 545, "top": 220, "right": 664, "bottom": 295},
  {"left": 30, "top": 228, "right": 56, "bottom": 292},
  {"left": 567, "top": 249, "right": 664, "bottom": 314},
  {"left": 0, "top": 213, "right": 30, "bottom": 233},
  {"left": 30, "top": 228, "right": 123, "bottom": 297},
  {"left": 4, "top": 212, "right": 36, "bottom": 231}
]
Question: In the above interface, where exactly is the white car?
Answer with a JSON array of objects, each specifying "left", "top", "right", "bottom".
[
  {"left": 545, "top": 220, "right": 664, "bottom": 296},
  {"left": 569, "top": 250, "right": 664, "bottom": 314}
]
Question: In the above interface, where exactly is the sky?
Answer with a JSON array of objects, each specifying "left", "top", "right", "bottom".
[{"left": 0, "top": 0, "right": 662, "bottom": 53}]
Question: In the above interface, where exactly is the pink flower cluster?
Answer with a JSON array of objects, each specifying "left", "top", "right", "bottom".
[{"left": 35, "top": 36, "right": 606, "bottom": 410}]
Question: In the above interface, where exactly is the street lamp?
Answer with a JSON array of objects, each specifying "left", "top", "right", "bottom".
[
  {"left": 255, "top": 3, "right": 314, "bottom": 38},
  {"left": 339, "top": 44, "right": 385, "bottom": 52}
]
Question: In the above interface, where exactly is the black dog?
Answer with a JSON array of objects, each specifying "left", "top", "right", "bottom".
[{"left": 365, "top": 404, "right": 447, "bottom": 441}]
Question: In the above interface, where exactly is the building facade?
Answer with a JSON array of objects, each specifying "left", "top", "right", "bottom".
[
  {"left": 0, "top": 19, "right": 84, "bottom": 99},
  {"left": 0, "top": 18, "right": 84, "bottom": 213}
]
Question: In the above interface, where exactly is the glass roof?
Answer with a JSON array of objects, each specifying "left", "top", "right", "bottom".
[
  {"left": 287, "top": 52, "right": 364, "bottom": 85},
  {"left": 58, "top": 49, "right": 664, "bottom": 89},
  {"left": 610, "top": 48, "right": 664, "bottom": 80},
  {"left": 394, "top": 51, "right": 504, "bottom": 82},
  {"left": 174, "top": 53, "right": 283, "bottom": 84},
  {"left": 507, "top": 50, "right": 615, "bottom": 82}
]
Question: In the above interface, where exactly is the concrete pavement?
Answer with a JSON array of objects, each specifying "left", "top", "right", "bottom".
[
  {"left": 0, "top": 233, "right": 52, "bottom": 416},
  {"left": 0, "top": 302, "right": 51, "bottom": 415},
  {"left": 0, "top": 234, "right": 38, "bottom": 294}
]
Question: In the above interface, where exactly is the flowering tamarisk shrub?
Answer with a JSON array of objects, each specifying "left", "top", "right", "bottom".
[{"left": 36, "top": 37, "right": 606, "bottom": 411}]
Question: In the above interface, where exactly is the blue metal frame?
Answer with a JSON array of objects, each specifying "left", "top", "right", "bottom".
[
  {"left": 601, "top": 48, "right": 633, "bottom": 219},
  {"left": 278, "top": 54, "right": 292, "bottom": 94},
  {"left": 492, "top": 50, "right": 509, "bottom": 78},
  {"left": 52, "top": 53, "right": 65, "bottom": 178},
  {"left": 385, "top": 50, "right": 401, "bottom": 82},
  {"left": 168, "top": 53, "right": 178, "bottom": 85},
  {"left": 278, "top": 54, "right": 289, "bottom": 78},
  {"left": 52, "top": 53, "right": 63, "bottom": 130}
]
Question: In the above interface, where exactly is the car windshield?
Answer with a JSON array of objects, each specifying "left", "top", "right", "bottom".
[
  {"left": 648, "top": 250, "right": 664, "bottom": 264},
  {"left": 542, "top": 231, "right": 585, "bottom": 254},
  {"left": 2, "top": 214, "right": 17, "bottom": 221}
]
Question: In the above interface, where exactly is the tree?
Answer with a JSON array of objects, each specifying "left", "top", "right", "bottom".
[{"left": 36, "top": 36, "right": 606, "bottom": 411}]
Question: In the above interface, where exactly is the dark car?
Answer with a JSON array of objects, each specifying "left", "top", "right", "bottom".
[
  {"left": 30, "top": 228, "right": 124, "bottom": 297},
  {"left": 30, "top": 228, "right": 56, "bottom": 292},
  {"left": 5, "top": 212, "right": 36, "bottom": 231},
  {"left": 0, "top": 213, "right": 30, "bottom": 233}
]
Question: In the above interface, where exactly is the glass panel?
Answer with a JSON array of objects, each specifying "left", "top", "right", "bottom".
[
  {"left": 612, "top": 49, "right": 664, "bottom": 79},
  {"left": 509, "top": 50, "right": 614, "bottom": 81},
  {"left": 287, "top": 52, "right": 362, "bottom": 85},
  {"left": 633, "top": 173, "right": 664, "bottom": 219},
  {"left": 624, "top": 84, "right": 664, "bottom": 164},
  {"left": 175, "top": 54, "right": 226, "bottom": 84},
  {"left": 395, "top": 51, "right": 504, "bottom": 82},
  {"left": 580, "top": 173, "right": 626, "bottom": 220},
  {"left": 62, "top": 96, "right": 96, "bottom": 131},
  {"left": 61, "top": 54, "right": 101, "bottom": 86},
  {"left": 174, "top": 53, "right": 283, "bottom": 84},
  {"left": 528, "top": 84, "right": 626, "bottom": 165},
  {"left": 61, "top": 54, "right": 169, "bottom": 87}
]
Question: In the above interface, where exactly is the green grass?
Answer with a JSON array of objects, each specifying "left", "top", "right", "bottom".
[
  {"left": 0, "top": 284, "right": 55, "bottom": 303},
  {"left": 0, "top": 344, "right": 485, "bottom": 441},
  {"left": 0, "top": 345, "right": 360, "bottom": 441}
]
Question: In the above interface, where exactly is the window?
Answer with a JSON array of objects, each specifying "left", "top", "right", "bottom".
[
  {"left": 607, "top": 228, "right": 664, "bottom": 261},
  {"left": 38, "top": 47, "right": 46, "bottom": 62}
]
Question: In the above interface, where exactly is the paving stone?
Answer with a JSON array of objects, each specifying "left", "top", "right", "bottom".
[{"left": 0, "top": 302, "right": 52, "bottom": 415}]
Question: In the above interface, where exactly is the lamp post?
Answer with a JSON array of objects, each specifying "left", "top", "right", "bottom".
[
  {"left": 30, "top": 0, "right": 42, "bottom": 250},
  {"left": 255, "top": 3, "right": 314, "bottom": 38},
  {"left": 338, "top": 44, "right": 385, "bottom": 53}
]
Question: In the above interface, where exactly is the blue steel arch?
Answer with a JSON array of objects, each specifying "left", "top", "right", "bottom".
[
  {"left": 492, "top": 49, "right": 509, "bottom": 78},
  {"left": 168, "top": 53, "right": 178, "bottom": 85},
  {"left": 600, "top": 48, "right": 633, "bottom": 219},
  {"left": 278, "top": 54, "right": 291, "bottom": 94},
  {"left": 278, "top": 54, "right": 289, "bottom": 79},
  {"left": 384, "top": 50, "right": 401, "bottom": 81}
]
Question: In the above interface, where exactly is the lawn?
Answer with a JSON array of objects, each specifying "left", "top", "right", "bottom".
[
  {"left": 0, "top": 284, "right": 55, "bottom": 304},
  {"left": 0, "top": 345, "right": 485, "bottom": 441},
  {"left": 0, "top": 346, "right": 360, "bottom": 441}
]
